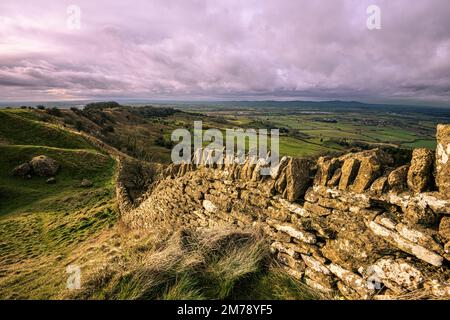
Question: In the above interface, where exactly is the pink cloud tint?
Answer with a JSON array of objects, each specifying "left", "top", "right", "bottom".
[{"left": 0, "top": 0, "right": 449, "bottom": 105}]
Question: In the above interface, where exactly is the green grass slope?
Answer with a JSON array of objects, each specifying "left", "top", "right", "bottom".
[
  {"left": 0, "top": 110, "right": 93, "bottom": 149},
  {"left": 0, "top": 109, "right": 118, "bottom": 299}
]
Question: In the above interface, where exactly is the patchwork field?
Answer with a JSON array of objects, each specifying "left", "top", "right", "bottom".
[{"left": 158, "top": 101, "right": 449, "bottom": 158}]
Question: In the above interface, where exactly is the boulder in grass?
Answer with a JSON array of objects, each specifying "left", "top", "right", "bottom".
[
  {"left": 11, "top": 162, "right": 32, "bottom": 178},
  {"left": 46, "top": 177, "right": 57, "bottom": 184},
  {"left": 80, "top": 179, "right": 93, "bottom": 187},
  {"left": 30, "top": 155, "right": 59, "bottom": 177}
]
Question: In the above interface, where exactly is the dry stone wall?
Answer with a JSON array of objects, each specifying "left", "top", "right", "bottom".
[{"left": 122, "top": 125, "right": 450, "bottom": 299}]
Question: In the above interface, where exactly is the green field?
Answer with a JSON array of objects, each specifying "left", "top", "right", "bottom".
[{"left": 172, "top": 104, "right": 443, "bottom": 158}]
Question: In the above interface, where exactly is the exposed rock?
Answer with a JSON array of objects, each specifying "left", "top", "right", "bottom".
[
  {"left": 418, "top": 193, "right": 450, "bottom": 215},
  {"left": 439, "top": 216, "right": 450, "bottom": 241},
  {"left": 374, "top": 214, "right": 397, "bottom": 230},
  {"left": 277, "top": 198, "right": 308, "bottom": 217},
  {"left": 305, "top": 267, "right": 336, "bottom": 289},
  {"left": 251, "top": 158, "right": 269, "bottom": 181},
  {"left": 339, "top": 158, "right": 360, "bottom": 190},
  {"left": 318, "top": 197, "right": 349, "bottom": 211},
  {"left": 395, "top": 223, "right": 442, "bottom": 253},
  {"left": 407, "top": 148, "right": 434, "bottom": 193},
  {"left": 304, "top": 202, "right": 332, "bottom": 216},
  {"left": 328, "top": 263, "right": 374, "bottom": 299},
  {"left": 351, "top": 154, "right": 382, "bottom": 193},
  {"left": 368, "top": 221, "right": 443, "bottom": 266},
  {"left": 30, "top": 155, "right": 59, "bottom": 177},
  {"left": 270, "top": 156, "right": 289, "bottom": 180},
  {"left": 301, "top": 254, "right": 330, "bottom": 275},
  {"left": 387, "top": 165, "right": 410, "bottom": 192},
  {"left": 274, "top": 166, "right": 287, "bottom": 194},
  {"left": 370, "top": 176, "right": 388, "bottom": 196},
  {"left": 11, "top": 162, "right": 32, "bottom": 178},
  {"left": 386, "top": 191, "right": 450, "bottom": 216},
  {"left": 327, "top": 168, "right": 342, "bottom": 187},
  {"left": 424, "top": 279, "right": 450, "bottom": 298},
  {"left": 80, "top": 178, "right": 93, "bottom": 187},
  {"left": 337, "top": 281, "right": 361, "bottom": 300},
  {"left": 445, "top": 241, "right": 450, "bottom": 258},
  {"left": 271, "top": 241, "right": 299, "bottom": 258},
  {"left": 315, "top": 157, "right": 342, "bottom": 186},
  {"left": 403, "top": 202, "right": 439, "bottom": 227},
  {"left": 274, "top": 231, "right": 291, "bottom": 243},
  {"left": 282, "top": 265, "right": 304, "bottom": 280},
  {"left": 304, "top": 188, "right": 320, "bottom": 203},
  {"left": 307, "top": 217, "right": 336, "bottom": 239},
  {"left": 365, "top": 257, "right": 424, "bottom": 292},
  {"left": 372, "top": 294, "right": 396, "bottom": 300},
  {"left": 267, "top": 207, "right": 289, "bottom": 222},
  {"left": 241, "top": 156, "right": 258, "bottom": 180},
  {"left": 436, "top": 124, "right": 450, "bottom": 197},
  {"left": 320, "top": 228, "right": 390, "bottom": 272},
  {"left": 46, "top": 177, "right": 56, "bottom": 184},
  {"left": 312, "top": 185, "right": 340, "bottom": 199},
  {"left": 285, "top": 157, "right": 312, "bottom": 202},
  {"left": 277, "top": 252, "right": 306, "bottom": 272},
  {"left": 273, "top": 223, "right": 317, "bottom": 244}
]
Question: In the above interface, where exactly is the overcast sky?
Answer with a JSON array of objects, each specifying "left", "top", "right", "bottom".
[{"left": 0, "top": 0, "right": 449, "bottom": 105}]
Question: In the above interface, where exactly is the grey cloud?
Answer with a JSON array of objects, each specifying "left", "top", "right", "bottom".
[{"left": 0, "top": 0, "right": 449, "bottom": 104}]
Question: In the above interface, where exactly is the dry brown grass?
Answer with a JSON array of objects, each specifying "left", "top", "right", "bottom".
[{"left": 65, "top": 226, "right": 328, "bottom": 300}]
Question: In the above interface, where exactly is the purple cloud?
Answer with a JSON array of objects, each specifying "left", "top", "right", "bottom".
[{"left": 0, "top": 0, "right": 449, "bottom": 104}]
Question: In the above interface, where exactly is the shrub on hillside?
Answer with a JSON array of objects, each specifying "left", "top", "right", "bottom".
[
  {"left": 85, "top": 101, "right": 122, "bottom": 110},
  {"left": 74, "top": 120, "right": 84, "bottom": 131},
  {"left": 155, "top": 136, "right": 174, "bottom": 149},
  {"left": 100, "top": 125, "right": 115, "bottom": 135},
  {"left": 46, "top": 107, "right": 62, "bottom": 117}
]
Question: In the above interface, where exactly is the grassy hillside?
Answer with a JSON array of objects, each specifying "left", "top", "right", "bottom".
[
  {"left": 0, "top": 144, "right": 115, "bottom": 215},
  {"left": 0, "top": 109, "right": 93, "bottom": 149},
  {"left": 0, "top": 107, "right": 321, "bottom": 300},
  {"left": 0, "top": 109, "right": 117, "bottom": 299}
]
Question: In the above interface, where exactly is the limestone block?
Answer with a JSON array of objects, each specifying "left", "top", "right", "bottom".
[
  {"left": 436, "top": 124, "right": 450, "bottom": 196},
  {"left": 285, "top": 157, "right": 313, "bottom": 202},
  {"left": 407, "top": 148, "right": 434, "bottom": 193},
  {"left": 339, "top": 158, "right": 360, "bottom": 190}
]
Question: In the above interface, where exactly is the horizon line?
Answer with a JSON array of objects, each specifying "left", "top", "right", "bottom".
[{"left": 1, "top": 98, "right": 450, "bottom": 109}]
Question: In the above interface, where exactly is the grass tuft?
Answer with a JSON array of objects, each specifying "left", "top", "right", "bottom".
[{"left": 68, "top": 227, "right": 329, "bottom": 300}]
